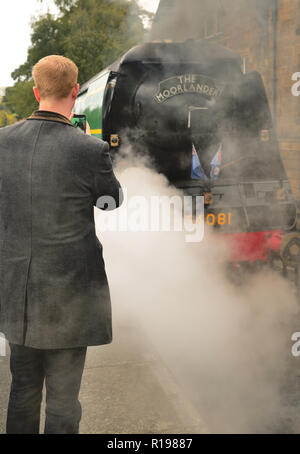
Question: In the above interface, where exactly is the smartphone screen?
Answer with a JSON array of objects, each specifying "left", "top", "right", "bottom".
[{"left": 72, "top": 114, "right": 87, "bottom": 133}]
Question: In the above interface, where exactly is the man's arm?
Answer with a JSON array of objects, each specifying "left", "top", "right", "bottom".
[{"left": 91, "top": 140, "right": 123, "bottom": 211}]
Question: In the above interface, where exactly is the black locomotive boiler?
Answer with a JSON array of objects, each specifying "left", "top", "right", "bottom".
[{"left": 75, "top": 40, "right": 297, "bottom": 265}]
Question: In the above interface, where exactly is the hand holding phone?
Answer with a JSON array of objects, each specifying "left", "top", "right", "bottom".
[{"left": 71, "top": 114, "right": 87, "bottom": 133}]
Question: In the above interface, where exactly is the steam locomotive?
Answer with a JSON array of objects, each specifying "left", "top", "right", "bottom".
[{"left": 74, "top": 40, "right": 298, "bottom": 268}]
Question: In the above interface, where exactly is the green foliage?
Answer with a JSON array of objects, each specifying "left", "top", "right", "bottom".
[
  {"left": 12, "top": 14, "right": 66, "bottom": 82},
  {"left": 0, "top": 110, "right": 16, "bottom": 128},
  {"left": 8, "top": 0, "right": 147, "bottom": 118},
  {"left": 60, "top": 0, "right": 146, "bottom": 83},
  {"left": 4, "top": 81, "right": 38, "bottom": 120},
  {"left": 0, "top": 99, "right": 17, "bottom": 127}
]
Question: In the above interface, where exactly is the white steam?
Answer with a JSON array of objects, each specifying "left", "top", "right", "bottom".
[{"left": 95, "top": 150, "right": 299, "bottom": 434}]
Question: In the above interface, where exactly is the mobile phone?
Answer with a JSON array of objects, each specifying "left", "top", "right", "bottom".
[{"left": 72, "top": 114, "right": 87, "bottom": 133}]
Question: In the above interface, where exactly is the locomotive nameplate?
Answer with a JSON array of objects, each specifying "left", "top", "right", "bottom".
[{"left": 154, "top": 74, "right": 224, "bottom": 104}]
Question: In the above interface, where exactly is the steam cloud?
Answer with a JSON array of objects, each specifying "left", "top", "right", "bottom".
[
  {"left": 90, "top": 0, "right": 299, "bottom": 434},
  {"left": 94, "top": 148, "right": 300, "bottom": 434}
]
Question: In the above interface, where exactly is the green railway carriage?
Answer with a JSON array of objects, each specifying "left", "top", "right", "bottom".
[{"left": 74, "top": 68, "right": 111, "bottom": 139}]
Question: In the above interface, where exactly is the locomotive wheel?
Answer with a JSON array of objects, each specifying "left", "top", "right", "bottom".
[{"left": 279, "top": 232, "right": 300, "bottom": 266}]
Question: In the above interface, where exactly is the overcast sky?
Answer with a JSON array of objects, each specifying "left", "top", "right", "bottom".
[{"left": 0, "top": 0, "right": 160, "bottom": 88}]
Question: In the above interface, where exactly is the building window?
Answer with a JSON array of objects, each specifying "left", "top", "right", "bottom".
[
  {"left": 242, "top": 56, "right": 249, "bottom": 74},
  {"left": 198, "top": 22, "right": 205, "bottom": 39},
  {"left": 216, "top": 6, "right": 223, "bottom": 33},
  {"left": 204, "top": 5, "right": 224, "bottom": 39},
  {"left": 205, "top": 14, "right": 214, "bottom": 38},
  {"left": 297, "top": 0, "right": 300, "bottom": 34},
  {"left": 296, "top": 54, "right": 300, "bottom": 123}
]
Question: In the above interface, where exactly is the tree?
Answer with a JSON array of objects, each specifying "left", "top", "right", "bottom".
[
  {"left": 7, "top": 0, "right": 148, "bottom": 118},
  {"left": 0, "top": 110, "right": 16, "bottom": 128},
  {"left": 4, "top": 81, "right": 38, "bottom": 120},
  {"left": 0, "top": 100, "right": 17, "bottom": 127},
  {"left": 58, "top": 0, "right": 147, "bottom": 83},
  {"left": 12, "top": 13, "right": 66, "bottom": 83}
]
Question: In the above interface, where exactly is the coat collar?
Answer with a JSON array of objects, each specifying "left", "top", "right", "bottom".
[{"left": 27, "top": 110, "right": 73, "bottom": 126}]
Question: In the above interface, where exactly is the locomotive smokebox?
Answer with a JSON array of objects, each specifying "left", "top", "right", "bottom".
[{"left": 75, "top": 39, "right": 297, "bottom": 255}]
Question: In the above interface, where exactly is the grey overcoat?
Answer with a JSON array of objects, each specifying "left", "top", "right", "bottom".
[{"left": 0, "top": 110, "right": 122, "bottom": 349}]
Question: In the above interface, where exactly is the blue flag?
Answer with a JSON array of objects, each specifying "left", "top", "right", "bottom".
[
  {"left": 210, "top": 143, "right": 222, "bottom": 180},
  {"left": 191, "top": 143, "right": 208, "bottom": 181},
  {"left": 191, "top": 143, "right": 223, "bottom": 181}
]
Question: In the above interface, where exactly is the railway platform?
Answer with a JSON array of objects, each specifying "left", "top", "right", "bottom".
[{"left": 0, "top": 318, "right": 207, "bottom": 435}]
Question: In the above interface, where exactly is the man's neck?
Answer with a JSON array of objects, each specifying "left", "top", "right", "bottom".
[{"left": 38, "top": 102, "right": 72, "bottom": 120}]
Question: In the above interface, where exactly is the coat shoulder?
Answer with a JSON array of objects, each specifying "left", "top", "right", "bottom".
[
  {"left": 72, "top": 129, "right": 109, "bottom": 152},
  {"left": 0, "top": 120, "right": 26, "bottom": 139}
]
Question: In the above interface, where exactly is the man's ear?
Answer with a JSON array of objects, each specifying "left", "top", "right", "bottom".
[
  {"left": 72, "top": 83, "right": 80, "bottom": 100},
  {"left": 33, "top": 86, "right": 40, "bottom": 103}
]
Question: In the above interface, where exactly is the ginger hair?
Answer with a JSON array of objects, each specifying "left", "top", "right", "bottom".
[{"left": 32, "top": 55, "right": 78, "bottom": 99}]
